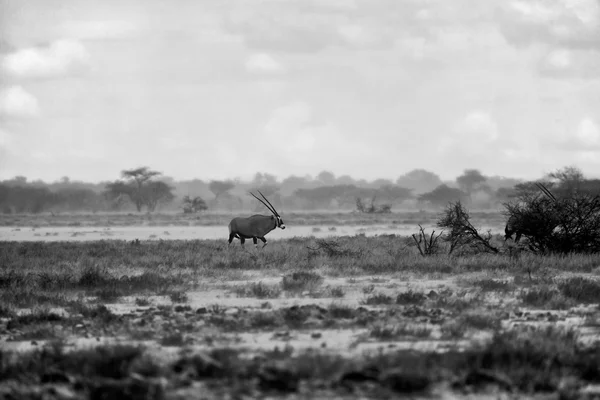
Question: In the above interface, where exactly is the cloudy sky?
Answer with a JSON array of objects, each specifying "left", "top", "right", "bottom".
[{"left": 1, "top": 0, "right": 599, "bottom": 183}]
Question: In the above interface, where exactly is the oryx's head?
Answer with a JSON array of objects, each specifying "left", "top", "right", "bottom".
[
  {"left": 272, "top": 214, "right": 286, "bottom": 229},
  {"left": 250, "top": 190, "right": 286, "bottom": 230}
]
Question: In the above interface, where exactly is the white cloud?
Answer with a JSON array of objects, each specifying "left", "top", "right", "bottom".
[
  {"left": 544, "top": 117, "right": 600, "bottom": 152},
  {"left": 576, "top": 118, "right": 600, "bottom": 147},
  {"left": 335, "top": 23, "right": 395, "bottom": 49},
  {"left": 0, "top": 86, "right": 40, "bottom": 118},
  {"left": 499, "top": 1, "right": 600, "bottom": 79},
  {"left": 260, "top": 102, "right": 370, "bottom": 174},
  {"left": 245, "top": 53, "right": 285, "bottom": 74},
  {"left": 0, "top": 128, "right": 12, "bottom": 148},
  {"left": 1, "top": 39, "right": 90, "bottom": 79},
  {"left": 437, "top": 111, "right": 501, "bottom": 170},
  {"left": 538, "top": 48, "right": 600, "bottom": 78},
  {"left": 462, "top": 111, "right": 499, "bottom": 141},
  {"left": 499, "top": 0, "right": 600, "bottom": 49},
  {"left": 61, "top": 20, "right": 140, "bottom": 41},
  {"left": 542, "top": 48, "right": 571, "bottom": 69}
]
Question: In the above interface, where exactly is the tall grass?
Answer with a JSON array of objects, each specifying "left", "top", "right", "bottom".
[{"left": 2, "top": 238, "right": 600, "bottom": 309}]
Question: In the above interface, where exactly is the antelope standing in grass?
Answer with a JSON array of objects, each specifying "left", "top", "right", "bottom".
[
  {"left": 228, "top": 191, "right": 285, "bottom": 249},
  {"left": 504, "top": 182, "right": 558, "bottom": 244}
]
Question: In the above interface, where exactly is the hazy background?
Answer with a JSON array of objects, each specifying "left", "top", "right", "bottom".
[{"left": 1, "top": 0, "right": 599, "bottom": 183}]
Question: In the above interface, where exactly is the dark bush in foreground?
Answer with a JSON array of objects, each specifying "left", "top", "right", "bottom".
[{"left": 1, "top": 327, "right": 599, "bottom": 396}]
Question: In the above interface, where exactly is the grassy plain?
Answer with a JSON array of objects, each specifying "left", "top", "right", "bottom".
[
  {"left": 2, "top": 217, "right": 600, "bottom": 398},
  {"left": 0, "top": 209, "right": 506, "bottom": 228}
]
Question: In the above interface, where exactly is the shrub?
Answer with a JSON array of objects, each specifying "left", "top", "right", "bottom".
[
  {"left": 504, "top": 182, "right": 600, "bottom": 254},
  {"left": 361, "top": 293, "right": 394, "bottom": 305},
  {"left": 281, "top": 271, "right": 324, "bottom": 292},
  {"left": 396, "top": 290, "right": 427, "bottom": 305},
  {"left": 558, "top": 277, "right": 600, "bottom": 303}
]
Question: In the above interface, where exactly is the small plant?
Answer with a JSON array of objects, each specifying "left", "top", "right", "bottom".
[
  {"left": 558, "top": 277, "right": 600, "bottom": 303},
  {"left": 411, "top": 224, "right": 443, "bottom": 256},
  {"left": 233, "top": 282, "right": 281, "bottom": 299},
  {"left": 160, "top": 332, "right": 186, "bottom": 346},
  {"left": 168, "top": 290, "right": 188, "bottom": 304},
  {"left": 307, "top": 239, "right": 362, "bottom": 258},
  {"left": 518, "top": 286, "right": 569, "bottom": 309},
  {"left": 283, "top": 306, "right": 309, "bottom": 328},
  {"left": 458, "top": 311, "right": 503, "bottom": 331},
  {"left": 249, "top": 312, "right": 282, "bottom": 329},
  {"left": 472, "top": 279, "right": 513, "bottom": 292},
  {"left": 361, "top": 293, "right": 393, "bottom": 305},
  {"left": 440, "top": 321, "right": 467, "bottom": 339},
  {"left": 135, "top": 297, "right": 151, "bottom": 306},
  {"left": 7, "top": 308, "right": 63, "bottom": 330},
  {"left": 13, "top": 326, "right": 60, "bottom": 341},
  {"left": 396, "top": 290, "right": 427, "bottom": 305},
  {"left": 327, "top": 304, "right": 356, "bottom": 319},
  {"left": 282, "top": 271, "right": 324, "bottom": 292},
  {"left": 328, "top": 286, "right": 345, "bottom": 298},
  {"left": 431, "top": 296, "right": 477, "bottom": 313},
  {"left": 370, "top": 322, "right": 432, "bottom": 340},
  {"left": 94, "top": 286, "right": 122, "bottom": 302},
  {"left": 0, "top": 304, "right": 14, "bottom": 318},
  {"left": 362, "top": 284, "right": 375, "bottom": 295}
]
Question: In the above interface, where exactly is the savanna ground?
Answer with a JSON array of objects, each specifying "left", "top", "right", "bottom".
[
  {"left": 0, "top": 209, "right": 506, "bottom": 228},
  {"left": 1, "top": 211, "right": 600, "bottom": 399}
]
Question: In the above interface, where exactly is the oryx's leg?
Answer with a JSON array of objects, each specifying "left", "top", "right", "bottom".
[
  {"left": 228, "top": 233, "right": 235, "bottom": 246},
  {"left": 253, "top": 237, "right": 259, "bottom": 249},
  {"left": 240, "top": 237, "right": 246, "bottom": 248},
  {"left": 259, "top": 237, "right": 267, "bottom": 248}
]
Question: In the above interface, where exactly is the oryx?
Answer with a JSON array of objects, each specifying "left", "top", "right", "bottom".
[
  {"left": 504, "top": 182, "right": 558, "bottom": 244},
  {"left": 228, "top": 190, "right": 285, "bottom": 249},
  {"left": 504, "top": 215, "right": 524, "bottom": 243}
]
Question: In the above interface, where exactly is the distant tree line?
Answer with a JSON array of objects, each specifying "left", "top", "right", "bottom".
[{"left": 1, "top": 166, "right": 598, "bottom": 214}]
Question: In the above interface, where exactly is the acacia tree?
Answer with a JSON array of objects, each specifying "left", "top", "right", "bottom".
[
  {"left": 143, "top": 181, "right": 175, "bottom": 212},
  {"left": 396, "top": 169, "right": 442, "bottom": 194},
  {"left": 208, "top": 180, "right": 235, "bottom": 200},
  {"left": 252, "top": 172, "right": 278, "bottom": 187},
  {"left": 104, "top": 167, "right": 173, "bottom": 212},
  {"left": 418, "top": 185, "right": 467, "bottom": 208},
  {"left": 546, "top": 166, "right": 585, "bottom": 196},
  {"left": 182, "top": 195, "right": 208, "bottom": 213},
  {"left": 456, "top": 169, "right": 487, "bottom": 199}
]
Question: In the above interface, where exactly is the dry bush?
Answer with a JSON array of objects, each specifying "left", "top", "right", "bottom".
[
  {"left": 437, "top": 201, "right": 498, "bottom": 255},
  {"left": 356, "top": 196, "right": 392, "bottom": 214},
  {"left": 411, "top": 224, "right": 443, "bottom": 256},
  {"left": 307, "top": 239, "right": 365, "bottom": 258},
  {"left": 504, "top": 183, "right": 600, "bottom": 254}
]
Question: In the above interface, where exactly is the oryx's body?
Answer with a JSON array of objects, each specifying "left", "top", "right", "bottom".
[
  {"left": 228, "top": 191, "right": 285, "bottom": 248},
  {"left": 504, "top": 215, "right": 523, "bottom": 243}
]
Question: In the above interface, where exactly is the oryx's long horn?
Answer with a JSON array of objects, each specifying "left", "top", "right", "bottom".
[
  {"left": 535, "top": 182, "right": 557, "bottom": 202},
  {"left": 258, "top": 190, "right": 280, "bottom": 217},
  {"left": 250, "top": 192, "right": 277, "bottom": 216}
]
